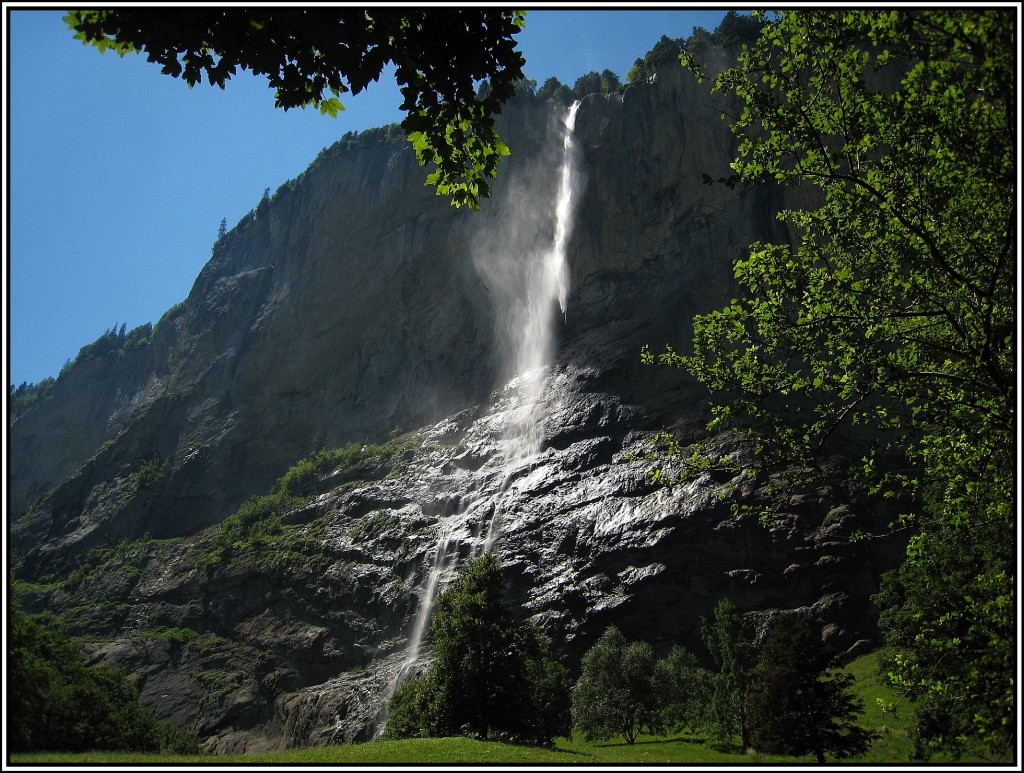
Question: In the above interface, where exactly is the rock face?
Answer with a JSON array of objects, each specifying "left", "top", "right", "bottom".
[{"left": 11, "top": 59, "right": 906, "bottom": 752}]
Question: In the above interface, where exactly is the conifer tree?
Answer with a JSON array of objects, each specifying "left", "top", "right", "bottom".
[
  {"left": 385, "top": 554, "right": 570, "bottom": 744},
  {"left": 746, "top": 616, "right": 876, "bottom": 763},
  {"left": 701, "top": 599, "right": 756, "bottom": 748}
]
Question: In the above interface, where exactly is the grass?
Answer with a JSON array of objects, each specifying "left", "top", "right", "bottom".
[
  {"left": 9, "top": 651, "right": 1009, "bottom": 766},
  {"left": 842, "top": 649, "right": 919, "bottom": 763},
  {"left": 7, "top": 736, "right": 790, "bottom": 766}
]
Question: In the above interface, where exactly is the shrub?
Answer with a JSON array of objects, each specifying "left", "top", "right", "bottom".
[{"left": 8, "top": 603, "right": 198, "bottom": 753}]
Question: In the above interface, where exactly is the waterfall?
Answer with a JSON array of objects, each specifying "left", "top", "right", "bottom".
[
  {"left": 550, "top": 100, "right": 579, "bottom": 319},
  {"left": 499, "top": 99, "right": 581, "bottom": 467},
  {"left": 397, "top": 518, "right": 459, "bottom": 679},
  {"left": 386, "top": 101, "right": 583, "bottom": 712}
]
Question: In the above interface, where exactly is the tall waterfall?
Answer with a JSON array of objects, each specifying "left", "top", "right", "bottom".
[
  {"left": 499, "top": 99, "right": 581, "bottom": 470},
  {"left": 388, "top": 101, "right": 583, "bottom": 704}
]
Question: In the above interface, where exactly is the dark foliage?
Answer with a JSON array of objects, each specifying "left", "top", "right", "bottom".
[
  {"left": 66, "top": 9, "right": 526, "bottom": 209},
  {"left": 700, "top": 599, "right": 757, "bottom": 748},
  {"left": 8, "top": 603, "right": 201, "bottom": 753},
  {"left": 746, "top": 616, "right": 877, "bottom": 762},
  {"left": 875, "top": 514, "right": 1014, "bottom": 760},
  {"left": 385, "top": 554, "right": 571, "bottom": 745},
  {"left": 9, "top": 378, "right": 57, "bottom": 422},
  {"left": 627, "top": 35, "right": 686, "bottom": 84},
  {"left": 663, "top": 9, "right": 1014, "bottom": 758}
]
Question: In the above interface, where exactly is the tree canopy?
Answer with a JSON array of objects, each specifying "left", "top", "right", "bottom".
[
  {"left": 700, "top": 599, "right": 757, "bottom": 748},
  {"left": 8, "top": 603, "right": 199, "bottom": 754},
  {"left": 652, "top": 9, "right": 1015, "bottom": 759},
  {"left": 571, "top": 626, "right": 669, "bottom": 744},
  {"left": 65, "top": 8, "right": 527, "bottom": 209}
]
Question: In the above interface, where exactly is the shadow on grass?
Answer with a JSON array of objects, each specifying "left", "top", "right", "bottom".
[
  {"left": 547, "top": 747, "right": 597, "bottom": 759},
  {"left": 590, "top": 734, "right": 713, "bottom": 749}
]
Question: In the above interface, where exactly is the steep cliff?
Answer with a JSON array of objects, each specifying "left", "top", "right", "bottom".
[{"left": 10, "top": 59, "right": 905, "bottom": 751}]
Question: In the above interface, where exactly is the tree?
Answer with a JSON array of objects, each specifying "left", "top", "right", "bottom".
[
  {"left": 536, "top": 76, "right": 574, "bottom": 105},
  {"left": 657, "top": 644, "right": 710, "bottom": 734},
  {"left": 383, "top": 671, "right": 438, "bottom": 740},
  {"left": 746, "top": 616, "right": 877, "bottom": 762},
  {"left": 700, "top": 599, "right": 756, "bottom": 748},
  {"left": 385, "top": 553, "right": 570, "bottom": 745},
  {"left": 8, "top": 602, "right": 197, "bottom": 753},
  {"left": 651, "top": 10, "right": 1014, "bottom": 758},
  {"left": 571, "top": 626, "right": 667, "bottom": 744},
  {"left": 514, "top": 77, "right": 538, "bottom": 98},
  {"left": 65, "top": 9, "right": 527, "bottom": 209},
  {"left": 873, "top": 514, "right": 1014, "bottom": 760},
  {"left": 626, "top": 35, "right": 685, "bottom": 85},
  {"left": 572, "top": 71, "right": 602, "bottom": 99},
  {"left": 711, "top": 10, "right": 765, "bottom": 48},
  {"left": 522, "top": 652, "right": 574, "bottom": 745},
  {"left": 599, "top": 69, "right": 622, "bottom": 94}
]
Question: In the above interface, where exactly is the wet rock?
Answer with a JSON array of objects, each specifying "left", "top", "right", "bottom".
[{"left": 42, "top": 367, "right": 906, "bottom": 751}]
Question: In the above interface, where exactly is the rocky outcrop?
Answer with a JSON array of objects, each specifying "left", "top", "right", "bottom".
[{"left": 11, "top": 56, "right": 906, "bottom": 751}]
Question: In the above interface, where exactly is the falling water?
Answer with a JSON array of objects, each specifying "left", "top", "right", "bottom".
[
  {"left": 483, "top": 100, "right": 580, "bottom": 551},
  {"left": 397, "top": 518, "right": 459, "bottom": 680},
  {"left": 387, "top": 101, "right": 583, "bottom": 707},
  {"left": 501, "top": 99, "right": 582, "bottom": 464},
  {"left": 550, "top": 100, "right": 580, "bottom": 319}
]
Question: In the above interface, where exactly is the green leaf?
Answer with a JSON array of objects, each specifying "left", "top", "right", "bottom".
[{"left": 318, "top": 97, "right": 345, "bottom": 117}]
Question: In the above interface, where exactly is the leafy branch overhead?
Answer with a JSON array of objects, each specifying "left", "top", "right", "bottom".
[
  {"left": 65, "top": 9, "right": 527, "bottom": 209},
  {"left": 659, "top": 9, "right": 1014, "bottom": 760}
]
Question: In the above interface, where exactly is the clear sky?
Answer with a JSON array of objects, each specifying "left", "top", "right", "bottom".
[{"left": 5, "top": 5, "right": 736, "bottom": 388}]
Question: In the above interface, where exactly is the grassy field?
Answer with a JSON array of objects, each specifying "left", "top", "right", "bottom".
[
  {"left": 8, "top": 651, "right": 1006, "bottom": 766},
  {"left": 5, "top": 736, "right": 798, "bottom": 766}
]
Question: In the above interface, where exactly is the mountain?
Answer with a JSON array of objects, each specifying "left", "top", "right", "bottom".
[{"left": 9, "top": 57, "right": 907, "bottom": 752}]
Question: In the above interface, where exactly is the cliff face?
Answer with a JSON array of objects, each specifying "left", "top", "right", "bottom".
[
  {"left": 10, "top": 61, "right": 904, "bottom": 751},
  {"left": 11, "top": 62, "right": 777, "bottom": 541}
]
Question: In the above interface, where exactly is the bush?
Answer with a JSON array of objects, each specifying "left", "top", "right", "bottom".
[
  {"left": 155, "top": 719, "right": 205, "bottom": 754},
  {"left": 274, "top": 441, "right": 403, "bottom": 497},
  {"left": 8, "top": 603, "right": 199, "bottom": 753}
]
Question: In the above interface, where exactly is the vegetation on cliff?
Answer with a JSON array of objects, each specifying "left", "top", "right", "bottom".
[{"left": 8, "top": 603, "right": 202, "bottom": 755}]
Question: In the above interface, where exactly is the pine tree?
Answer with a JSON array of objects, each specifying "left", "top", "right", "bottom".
[
  {"left": 385, "top": 554, "right": 570, "bottom": 744},
  {"left": 746, "top": 616, "right": 877, "bottom": 762}
]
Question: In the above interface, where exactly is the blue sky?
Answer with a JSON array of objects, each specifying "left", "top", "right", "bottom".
[{"left": 5, "top": 6, "right": 735, "bottom": 387}]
